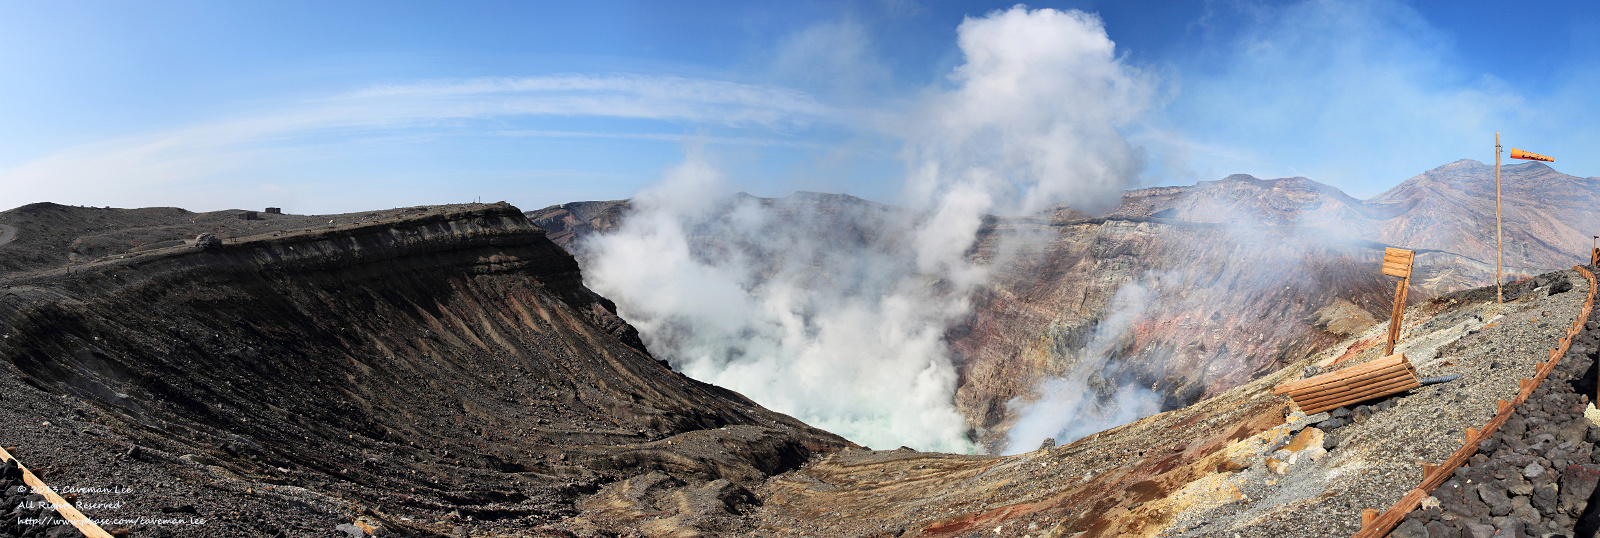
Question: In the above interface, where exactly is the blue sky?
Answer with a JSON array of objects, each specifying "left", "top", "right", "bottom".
[{"left": 3, "top": 0, "right": 1599, "bottom": 214}]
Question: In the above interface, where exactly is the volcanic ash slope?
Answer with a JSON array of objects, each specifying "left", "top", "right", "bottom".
[{"left": 0, "top": 202, "right": 850, "bottom": 537}]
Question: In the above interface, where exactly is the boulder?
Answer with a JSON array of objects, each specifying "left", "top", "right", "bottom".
[
  {"left": 1510, "top": 495, "right": 1540, "bottom": 527},
  {"left": 193, "top": 233, "right": 221, "bottom": 249},
  {"left": 1523, "top": 462, "right": 1545, "bottom": 479},
  {"left": 1390, "top": 519, "right": 1427, "bottom": 538},
  {"left": 1284, "top": 427, "right": 1325, "bottom": 452},
  {"left": 1476, "top": 484, "right": 1513, "bottom": 516},
  {"left": 1423, "top": 520, "right": 1458, "bottom": 538},
  {"left": 1559, "top": 463, "right": 1600, "bottom": 516},
  {"left": 1459, "top": 520, "right": 1495, "bottom": 538},
  {"left": 1491, "top": 515, "right": 1523, "bottom": 537},
  {"left": 1533, "top": 483, "right": 1559, "bottom": 514}
]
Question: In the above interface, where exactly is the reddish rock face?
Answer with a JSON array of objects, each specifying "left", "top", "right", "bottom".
[
  {"left": 953, "top": 216, "right": 1396, "bottom": 451},
  {"left": 526, "top": 160, "right": 1600, "bottom": 453}
]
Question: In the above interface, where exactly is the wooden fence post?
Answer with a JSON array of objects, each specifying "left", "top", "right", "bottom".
[{"left": 1383, "top": 248, "right": 1415, "bottom": 355}]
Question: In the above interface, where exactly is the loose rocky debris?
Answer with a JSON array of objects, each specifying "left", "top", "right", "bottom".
[
  {"left": 1155, "top": 270, "right": 1592, "bottom": 538},
  {"left": 1391, "top": 316, "right": 1600, "bottom": 537},
  {"left": 0, "top": 460, "right": 85, "bottom": 537}
]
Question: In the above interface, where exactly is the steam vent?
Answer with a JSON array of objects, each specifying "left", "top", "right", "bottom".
[{"left": 2, "top": 164, "right": 1600, "bottom": 537}]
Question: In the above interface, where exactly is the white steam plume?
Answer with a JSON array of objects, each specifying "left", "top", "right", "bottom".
[
  {"left": 582, "top": 6, "right": 1151, "bottom": 453},
  {"left": 1002, "top": 282, "right": 1163, "bottom": 455},
  {"left": 582, "top": 152, "right": 973, "bottom": 452},
  {"left": 900, "top": 6, "right": 1151, "bottom": 217}
]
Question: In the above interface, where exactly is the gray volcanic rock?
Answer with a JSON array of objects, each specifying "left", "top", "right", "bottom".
[
  {"left": 0, "top": 202, "right": 850, "bottom": 536},
  {"left": 524, "top": 199, "right": 631, "bottom": 247}
]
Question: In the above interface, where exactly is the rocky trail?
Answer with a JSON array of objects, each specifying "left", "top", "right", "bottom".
[
  {"left": 1388, "top": 298, "right": 1600, "bottom": 536},
  {"left": 1152, "top": 270, "right": 1597, "bottom": 538}
]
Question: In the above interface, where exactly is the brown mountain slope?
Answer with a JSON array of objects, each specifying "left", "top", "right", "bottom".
[
  {"left": 954, "top": 217, "right": 1397, "bottom": 451},
  {"left": 1369, "top": 160, "right": 1600, "bottom": 281},
  {"left": 1101, "top": 160, "right": 1600, "bottom": 292}
]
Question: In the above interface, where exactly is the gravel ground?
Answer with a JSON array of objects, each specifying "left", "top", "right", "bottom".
[
  {"left": 1158, "top": 270, "right": 1592, "bottom": 537},
  {"left": 0, "top": 458, "right": 87, "bottom": 537},
  {"left": 0, "top": 368, "right": 349, "bottom": 536},
  {"left": 1392, "top": 294, "right": 1600, "bottom": 537}
]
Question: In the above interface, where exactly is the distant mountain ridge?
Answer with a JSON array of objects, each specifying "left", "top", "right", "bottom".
[{"left": 1094, "top": 160, "right": 1600, "bottom": 292}]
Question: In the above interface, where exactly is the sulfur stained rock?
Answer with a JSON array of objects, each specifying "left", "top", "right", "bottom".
[
  {"left": 1265, "top": 457, "right": 1289, "bottom": 475},
  {"left": 1284, "top": 427, "right": 1324, "bottom": 453},
  {"left": 1216, "top": 452, "right": 1253, "bottom": 473}
]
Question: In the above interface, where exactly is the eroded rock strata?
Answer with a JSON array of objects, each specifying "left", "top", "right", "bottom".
[{"left": 0, "top": 203, "right": 849, "bottom": 536}]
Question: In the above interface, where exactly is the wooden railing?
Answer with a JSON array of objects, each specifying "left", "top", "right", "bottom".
[
  {"left": 0, "top": 445, "right": 115, "bottom": 538},
  {"left": 1352, "top": 265, "right": 1598, "bottom": 537}
]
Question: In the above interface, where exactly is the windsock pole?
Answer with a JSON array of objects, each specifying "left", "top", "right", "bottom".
[{"left": 1496, "top": 132, "right": 1503, "bottom": 303}]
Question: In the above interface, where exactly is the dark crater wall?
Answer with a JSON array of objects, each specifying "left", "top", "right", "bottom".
[{"left": 0, "top": 203, "right": 848, "bottom": 535}]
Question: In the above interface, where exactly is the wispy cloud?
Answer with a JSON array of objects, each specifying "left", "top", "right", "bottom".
[
  {"left": 0, "top": 74, "right": 861, "bottom": 212},
  {"left": 490, "top": 129, "right": 837, "bottom": 150},
  {"left": 345, "top": 74, "right": 865, "bottom": 128},
  {"left": 1166, "top": 0, "right": 1546, "bottom": 193}
]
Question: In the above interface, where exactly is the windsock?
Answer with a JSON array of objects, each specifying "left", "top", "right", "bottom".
[{"left": 1509, "top": 148, "right": 1554, "bottom": 162}]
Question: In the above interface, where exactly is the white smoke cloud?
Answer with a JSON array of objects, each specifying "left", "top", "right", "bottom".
[
  {"left": 582, "top": 5, "right": 1153, "bottom": 453},
  {"left": 899, "top": 6, "right": 1153, "bottom": 217},
  {"left": 1003, "top": 282, "right": 1164, "bottom": 455},
  {"left": 998, "top": 189, "right": 1380, "bottom": 455},
  {"left": 582, "top": 150, "right": 974, "bottom": 452}
]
